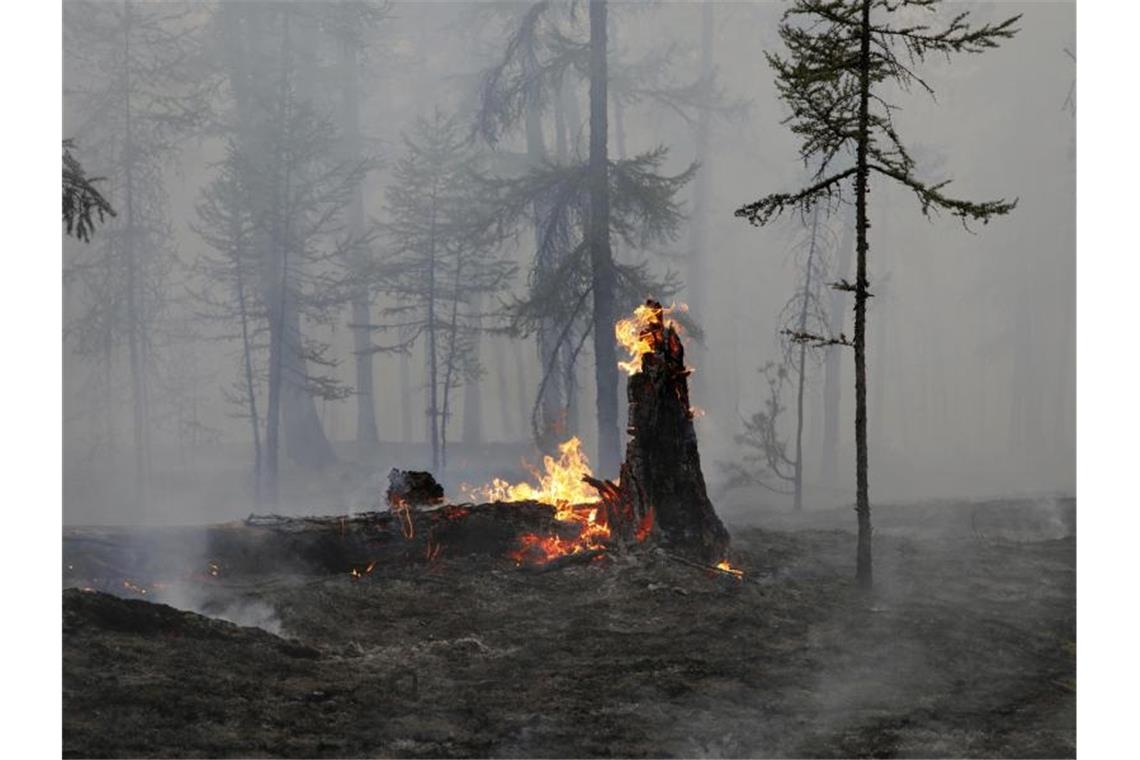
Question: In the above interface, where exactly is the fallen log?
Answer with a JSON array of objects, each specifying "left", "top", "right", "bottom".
[{"left": 63, "top": 500, "right": 575, "bottom": 591}]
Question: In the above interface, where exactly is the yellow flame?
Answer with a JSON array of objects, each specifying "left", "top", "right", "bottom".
[
  {"left": 463, "top": 436, "right": 599, "bottom": 516},
  {"left": 716, "top": 559, "right": 744, "bottom": 579},
  {"left": 614, "top": 302, "right": 687, "bottom": 375}
]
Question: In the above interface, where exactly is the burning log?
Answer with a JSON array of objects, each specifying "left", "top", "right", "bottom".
[
  {"left": 605, "top": 300, "right": 731, "bottom": 562},
  {"left": 62, "top": 302, "right": 733, "bottom": 592}
]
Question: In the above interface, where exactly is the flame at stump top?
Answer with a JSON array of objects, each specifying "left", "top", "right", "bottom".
[{"left": 615, "top": 299, "right": 730, "bottom": 562}]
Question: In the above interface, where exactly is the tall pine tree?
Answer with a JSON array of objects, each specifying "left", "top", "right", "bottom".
[{"left": 735, "top": 0, "right": 1019, "bottom": 590}]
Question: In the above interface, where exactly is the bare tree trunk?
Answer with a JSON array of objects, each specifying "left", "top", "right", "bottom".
[
  {"left": 438, "top": 257, "right": 466, "bottom": 472},
  {"left": 491, "top": 337, "right": 514, "bottom": 440},
  {"left": 462, "top": 293, "right": 483, "bottom": 445},
  {"left": 523, "top": 38, "right": 564, "bottom": 450},
  {"left": 687, "top": 2, "right": 713, "bottom": 401},
  {"left": 588, "top": 0, "right": 620, "bottom": 478},
  {"left": 821, "top": 204, "right": 854, "bottom": 488},
  {"left": 281, "top": 300, "right": 338, "bottom": 469},
  {"left": 234, "top": 241, "right": 262, "bottom": 505},
  {"left": 426, "top": 189, "right": 441, "bottom": 473},
  {"left": 278, "top": 9, "right": 336, "bottom": 473},
  {"left": 853, "top": 0, "right": 873, "bottom": 592},
  {"left": 513, "top": 339, "right": 529, "bottom": 443},
  {"left": 121, "top": 1, "right": 151, "bottom": 499},
  {"left": 792, "top": 207, "right": 821, "bottom": 511},
  {"left": 400, "top": 349, "right": 412, "bottom": 443},
  {"left": 338, "top": 37, "right": 379, "bottom": 448}
]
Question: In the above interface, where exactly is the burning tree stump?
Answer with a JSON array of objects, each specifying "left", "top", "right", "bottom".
[{"left": 596, "top": 300, "right": 731, "bottom": 562}]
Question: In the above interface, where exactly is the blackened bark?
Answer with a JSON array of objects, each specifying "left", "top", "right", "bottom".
[
  {"left": 853, "top": 0, "right": 873, "bottom": 592},
  {"left": 593, "top": 301, "right": 729, "bottom": 562},
  {"left": 588, "top": 0, "right": 621, "bottom": 478}
]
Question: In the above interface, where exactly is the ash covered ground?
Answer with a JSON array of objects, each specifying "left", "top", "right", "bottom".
[{"left": 63, "top": 499, "right": 1074, "bottom": 758}]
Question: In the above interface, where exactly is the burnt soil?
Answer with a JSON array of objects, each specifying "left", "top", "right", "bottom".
[{"left": 63, "top": 503, "right": 1075, "bottom": 758}]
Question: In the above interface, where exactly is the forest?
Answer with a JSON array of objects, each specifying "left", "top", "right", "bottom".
[{"left": 60, "top": 1, "right": 1076, "bottom": 757}]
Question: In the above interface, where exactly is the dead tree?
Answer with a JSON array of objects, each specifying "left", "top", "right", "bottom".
[{"left": 589, "top": 300, "right": 730, "bottom": 562}]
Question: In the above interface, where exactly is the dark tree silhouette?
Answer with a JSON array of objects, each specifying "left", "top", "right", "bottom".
[
  {"left": 62, "top": 139, "right": 116, "bottom": 242},
  {"left": 735, "top": 0, "right": 1019, "bottom": 591},
  {"left": 475, "top": 1, "right": 696, "bottom": 474},
  {"left": 375, "top": 113, "right": 515, "bottom": 474}
]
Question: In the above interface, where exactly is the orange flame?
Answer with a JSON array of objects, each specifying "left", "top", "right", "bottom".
[
  {"left": 715, "top": 559, "right": 744, "bottom": 580},
  {"left": 390, "top": 496, "right": 415, "bottom": 540},
  {"left": 350, "top": 560, "right": 377, "bottom": 580},
  {"left": 465, "top": 437, "right": 613, "bottom": 566},
  {"left": 463, "top": 436, "right": 600, "bottom": 514},
  {"left": 635, "top": 505, "right": 655, "bottom": 543},
  {"left": 614, "top": 302, "right": 686, "bottom": 375}
]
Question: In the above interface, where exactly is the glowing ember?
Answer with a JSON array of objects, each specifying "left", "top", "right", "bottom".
[
  {"left": 390, "top": 496, "right": 415, "bottom": 539},
  {"left": 715, "top": 559, "right": 744, "bottom": 579},
  {"left": 635, "top": 505, "right": 656, "bottom": 543},
  {"left": 122, "top": 579, "right": 149, "bottom": 596},
  {"left": 615, "top": 301, "right": 686, "bottom": 375},
  {"left": 349, "top": 560, "right": 377, "bottom": 580}
]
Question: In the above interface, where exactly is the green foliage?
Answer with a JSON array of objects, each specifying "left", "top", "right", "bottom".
[
  {"left": 62, "top": 139, "right": 116, "bottom": 243},
  {"left": 735, "top": 0, "right": 1020, "bottom": 229}
]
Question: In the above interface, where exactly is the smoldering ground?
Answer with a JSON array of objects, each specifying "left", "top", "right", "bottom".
[{"left": 63, "top": 497, "right": 1073, "bottom": 758}]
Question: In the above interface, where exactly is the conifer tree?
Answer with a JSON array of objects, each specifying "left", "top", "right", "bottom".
[
  {"left": 376, "top": 112, "right": 515, "bottom": 474},
  {"left": 735, "top": 0, "right": 1019, "bottom": 590},
  {"left": 62, "top": 139, "right": 116, "bottom": 243}
]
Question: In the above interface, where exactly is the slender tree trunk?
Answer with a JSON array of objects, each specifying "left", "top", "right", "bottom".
[
  {"left": 853, "top": 0, "right": 873, "bottom": 592},
  {"left": 687, "top": 2, "right": 714, "bottom": 403},
  {"left": 524, "top": 40, "right": 564, "bottom": 450},
  {"left": 588, "top": 0, "right": 620, "bottom": 477},
  {"left": 821, "top": 205, "right": 854, "bottom": 487},
  {"left": 438, "top": 257, "right": 465, "bottom": 472},
  {"left": 513, "top": 339, "right": 529, "bottom": 443},
  {"left": 426, "top": 193, "right": 441, "bottom": 473},
  {"left": 274, "top": 23, "right": 337, "bottom": 474},
  {"left": 493, "top": 338, "right": 515, "bottom": 440},
  {"left": 793, "top": 207, "right": 821, "bottom": 511},
  {"left": 400, "top": 349, "right": 412, "bottom": 443},
  {"left": 339, "top": 38, "right": 379, "bottom": 448},
  {"left": 462, "top": 293, "right": 483, "bottom": 445},
  {"left": 235, "top": 243, "right": 262, "bottom": 505},
  {"left": 265, "top": 257, "right": 284, "bottom": 506},
  {"left": 121, "top": 1, "right": 150, "bottom": 498}
]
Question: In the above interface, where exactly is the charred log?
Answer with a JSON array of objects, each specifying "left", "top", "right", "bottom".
[
  {"left": 386, "top": 469, "right": 445, "bottom": 508},
  {"left": 62, "top": 501, "right": 573, "bottom": 591}
]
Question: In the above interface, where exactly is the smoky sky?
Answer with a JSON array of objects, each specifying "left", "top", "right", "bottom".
[{"left": 63, "top": 1, "right": 1075, "bottom": 526}]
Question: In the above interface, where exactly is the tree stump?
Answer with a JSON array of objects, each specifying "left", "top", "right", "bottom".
[{"left": 593, "top": 300, "right": 730, "bottom": 562}]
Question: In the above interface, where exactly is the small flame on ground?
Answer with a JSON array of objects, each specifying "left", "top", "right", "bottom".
[
  {"left": 350, "top": 560, "right": 377, "bottom": 580},
  {"left": 715, "top": 559, "right": 744, "bottom": 580},
  {"left": 614, "top": 302, "right": 687, "bottom": 376},
  {"left": 122, "top": 579, "right": 148, "bottom": 595}
]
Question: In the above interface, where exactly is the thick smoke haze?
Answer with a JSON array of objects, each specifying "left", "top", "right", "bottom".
[{"left": 62, "top": 1, "right": 1074, "bottom": 527}]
